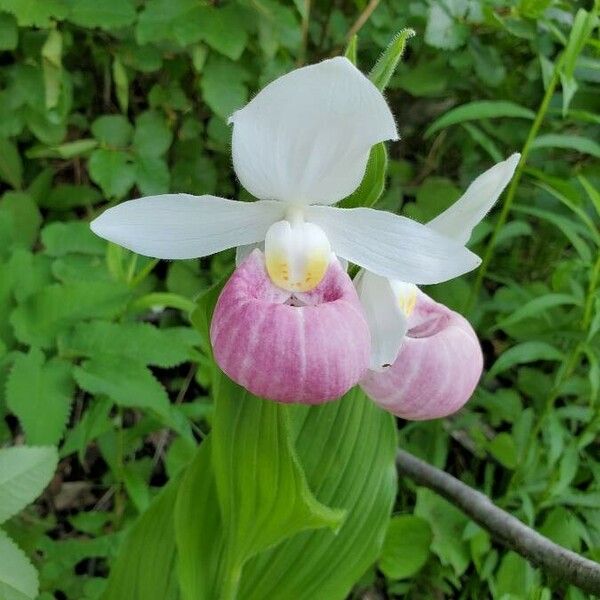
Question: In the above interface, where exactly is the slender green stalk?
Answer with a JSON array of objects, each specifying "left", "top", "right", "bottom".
[
  {"left": 582, "top": 254, "right": 600, "bottom": 331},
  {"left": 466, "top": 54, "right": 566, "bottom": 311}
]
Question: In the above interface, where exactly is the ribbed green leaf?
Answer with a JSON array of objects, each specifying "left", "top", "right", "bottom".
[
  {"left": 487, "top": 341, "right": 565, "bottom": 380},
  {"left": 175, "top": 439, "right": 223, "bottom": 600},
  {"left": 211, "top": 376, "right": 344, "bottom": 598},
  {"left": 425, "top": 100, "right": 535, "bottom": 138},
  {"left": 102, "top": 481, "right": 180, "bottom": 600},
  {"left": 239, "top": 389, "right": 397, "bottom": 599},
  {"left": 531, "top": 133, "right": 600, "bottom": 158}
]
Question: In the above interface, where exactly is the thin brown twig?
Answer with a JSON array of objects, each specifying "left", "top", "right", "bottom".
[
  {"left": 297, "top": 0, "right": 311, "bottom": 66},
  {"left": 346, "top": 0, "right": 380, "bottom": 41},
  {"left": 396, "top": 449, "right": 600, "bottom": 595}
]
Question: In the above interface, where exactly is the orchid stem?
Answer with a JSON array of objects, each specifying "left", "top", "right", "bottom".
[
  {"left": 466, "top": 53, "right": 566, "bottom": 312},
  {"left": 396, "top": 449, "right": 600, "bottom": 595}
]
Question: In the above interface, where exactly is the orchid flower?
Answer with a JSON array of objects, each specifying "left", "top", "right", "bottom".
[
  {"left": 91, "top": 57, "right": 486, "bottom": 403},
  {"left": 357, "top": 153, "right": 521, "bottom": 418}
]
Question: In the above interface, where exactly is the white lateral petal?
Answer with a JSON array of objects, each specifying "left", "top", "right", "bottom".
[
  {"left": 90, "top": 195, "right": 284, "bottom": 259},
  {"left": 230, "top": 57, "right": 398, "bottom": 205},
  {"left": 355, "top": 270, "right": 408, "bottom": 371},
  {"left": 427, "top": 153, "right": 520, "bottom": 244},
  {"left": 307, "top": 205, "right": 481, "bottom": 285}
]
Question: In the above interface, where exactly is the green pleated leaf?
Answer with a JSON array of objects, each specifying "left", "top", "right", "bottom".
[
  {"left": 102, "top": 481, "right": 180, "bottom": 600},
  {"left": 211, "top": 376, "right": 344, "bottom": 598},
  {"left": 175, "top": 439, "right": 223, "bottom": 600},
  {"left": 239, "top": 389, "right": 397, "bottom": 599}
]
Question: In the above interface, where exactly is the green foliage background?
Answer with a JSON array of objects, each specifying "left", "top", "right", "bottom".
[{"left": 0, "top": 0, "right": 599, "bottom": 598}]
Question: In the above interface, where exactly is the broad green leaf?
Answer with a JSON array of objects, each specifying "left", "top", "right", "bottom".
[
  {"left": 0, "top": 138, "right": 23, "bottom": 189},
  {"left": 339, "top": 143, "right": 388, "bottom": 209},
  {"left": 369, "top": 28, "right": 415, "bottom": 92},
  {"left": 0, "top": 530, "right": 39, "bottom": 600},
  {"left": 578, "top": 175, "right": 600, "bottom": 218},
  {"left": 425, "top": 3, "right": 468, "bottom": 50},
  {"left": 66, "top": 0, "right": 137, "bottom": 29},
  {"left": 562, "top": 9, "right": 598, "bottom": 81},
  {"left": 175, "top": 439, "right": 224, "bottom": 600},
  {"left": 0, "top": 445, "right": 58, "bottom": 523},
  {"left": 41, "top": 29, "right": 62, "bottom": 110},
  {"left": 513, "top": 204, "right": 592, "bottom": 262},
  {"left": 493, "top": 293, "right": 580, "bottom": 330},
  {"left": 91, "top": 115, "right": 133, "bottom": 148},
  {"left": 487, "top": 432, "right": 518, "bottom": 469},
  {"left": 39, "top": 184, "right": 101, "bottom": 211},
  {"left": 414, "top": 487, "right": 470, "bottom": 576},
  {"left": 0, "top": 193, "right": 42, "bottom": 258},
  {"left": 135, "top": 155, "right": 170, "bottom": 195},
  {"left": 26, "top": 139, "right": 98, "bottom": 160},
  {"left": 7, "top": 249, "right": 53, "bottom": 303},
  {"left": 73, "top": 354, "right": 171, "bottom": 418},
  {"left": 531, "top": 133, "right": 600, "bottom": 158},
  {"left": 211, "top": 377, "right": 344, "bottom": 596},
  {"left": 60, "top": 321, "right": 199, "bottom": 368},
  {"left": 10, "top": 281, "right": 131, "bottom": 348},
  {"left": 136, "top": 0, "right": 205, "bottom": 46},
  {"left": 495, "top": 551, "right": 540, "bottom": 597},
  {"left": 200, "top": 57, "right": 248, "bottom": 121},
  {"left": 41, "top": 222, "right": 106, "bottom": 256},
  {"left": 240, "top": 390, "right": 397, "bottom": 599},
  {"left": 113, "top": 57, "right": 129, "bottom": 113},
  {"left": 0, "top": 0, "right": 68, "bottom": 27},
  {"left": 378, "top": 515, "right": 432, "bottom": 580},
  {"left": 102, "top": 481, "right": 180, "bottom": 600},
  {"left": 133, "top": 111, "right": 173, "bottom": 157},
  {"left": 0, "top": 13, "right": 18, "bottom": 51},
  {"left": 403, "top": 177, "right": 461, "bottom": 223},
  {"left": 6, "top": 349, "right": 74, "bottom": 445},
  {"left": 487, "top": 341, "right": 565, "bottom": 379},
  {"left": 462, "top": 122, "right": 503, "bottom": 162},
  {"left": 425, "top": 100, "right": 535, "bottom": 138},
  {"left": 89, "top": 149, "right": 136, "bottom": 199},
  {"left": 195, "top": 5, "right": 248, "bottom": 61}
]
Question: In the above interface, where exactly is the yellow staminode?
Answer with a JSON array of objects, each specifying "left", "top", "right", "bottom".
[
  {"left": 265, "top": 218, "right": 331, "bottom": 293},
  {"left": 390, "top": 280, "right": 418, "bottom": 317}
]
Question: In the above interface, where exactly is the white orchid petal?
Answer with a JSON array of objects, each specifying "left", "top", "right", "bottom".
[
  {"left": 306, "top": 205, "right": 481, "bottom": 284},
  {"left": 90, "top": 194, "right": 284, "bottom": 259},
  {"left": 230, "top": 57, "right": 398, "bottom": 205},
  {"left": 427, "top": 153, "right": 520, "bottom": 244},
  {"left": 355, "top": 270, "right": 408, "bottom": 371}
]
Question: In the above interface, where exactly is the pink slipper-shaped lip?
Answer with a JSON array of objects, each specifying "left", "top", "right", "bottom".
[
  {"left": 210, "top": 249, "right": 371, "bottom": 404},
  {"left": 361, "top": 291, "right": 483, "bottom": 420}
]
